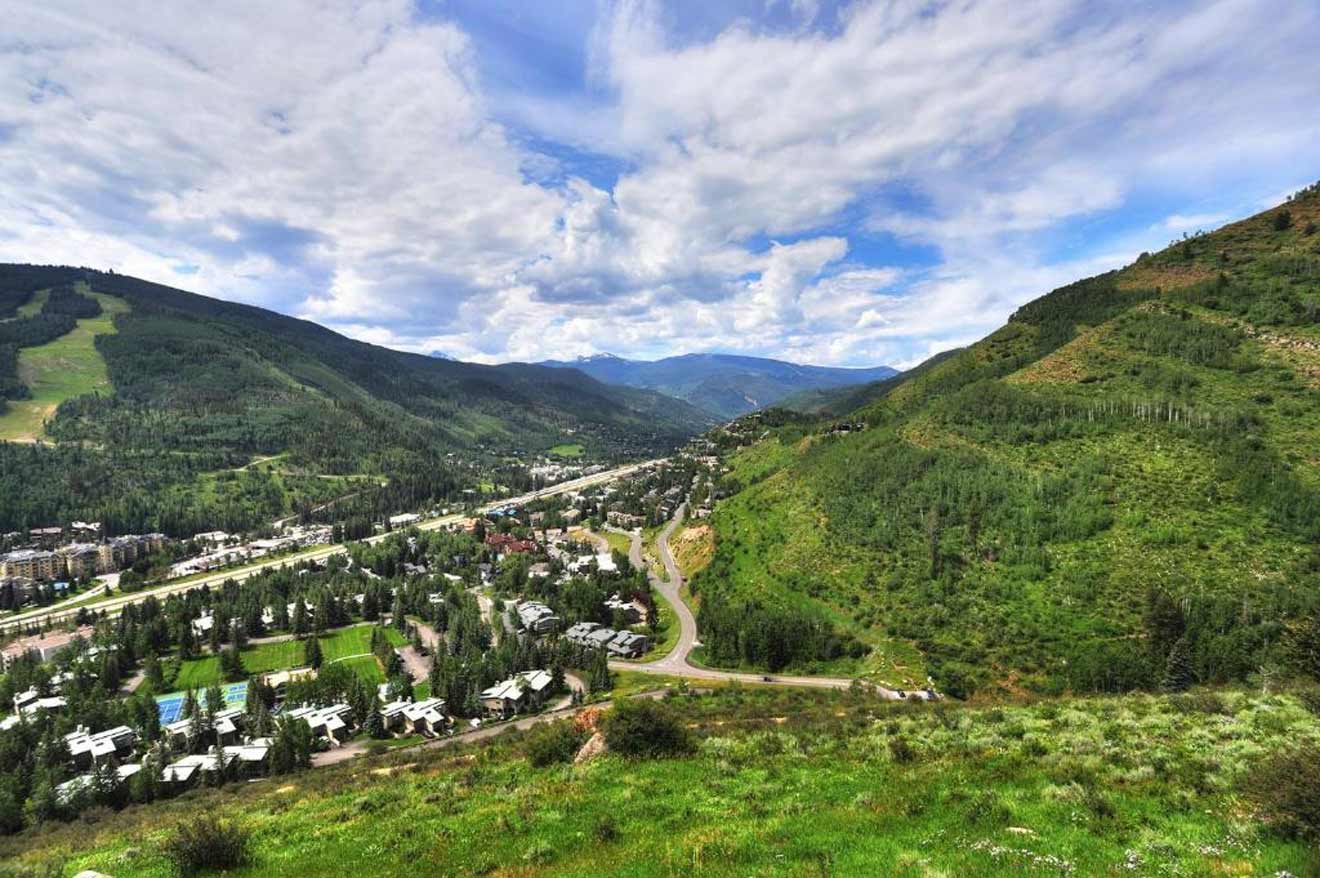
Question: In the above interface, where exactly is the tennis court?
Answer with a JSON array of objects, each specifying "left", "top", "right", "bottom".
[{"left": 155, "top": 681, "right": 248, "bottom": 724}]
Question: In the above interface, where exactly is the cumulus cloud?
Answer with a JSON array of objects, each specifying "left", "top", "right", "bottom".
[{"left": 0, "top": 0, "right": 1317, "bottom": 369}]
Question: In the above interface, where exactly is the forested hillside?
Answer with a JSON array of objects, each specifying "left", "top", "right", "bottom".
[
  {"left": 0, "top": 266, "right": 713, "bottom": 535},
  {"left": 695, "top": 185, "right": 1320, "bottom": 696}
]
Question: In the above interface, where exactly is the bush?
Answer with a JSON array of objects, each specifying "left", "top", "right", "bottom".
[
  {"left": 601, "top": 699, "right": 695, "bottom": 759},
  {"left": 162, "top": 815, "right": 252, "bottom": 875},
  {"left": 1244, "top": 744, "right": 1320, "bottom": 839},
  {"left": 888, "top": 735, "right": 917, "bottom": 763},
  {"left": 523, "top": 720, "right": 586, "bottom": 767}
]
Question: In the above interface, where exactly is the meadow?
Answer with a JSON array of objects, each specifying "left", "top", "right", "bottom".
[
  {"left": 170, "top": 624, "right": 405, "bottom": 690},
  {"left": 0, "top": 289, "right": 128, "bottom": 442}
]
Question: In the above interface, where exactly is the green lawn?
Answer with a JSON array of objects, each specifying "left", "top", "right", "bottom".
[
  {"left": 9, "top": 688, "right": 1318, "bottom": 878},
  {"left": 548, "top": 442, "right": 584, "bottom": 458},
  {"left": 172, "top": 624, "right": 405, "bottom": 689},
  {"left": 0, "top": 288, "right": 129, "bottom": 442}
]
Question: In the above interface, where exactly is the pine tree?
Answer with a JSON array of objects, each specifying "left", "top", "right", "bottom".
[
  {"left": 304, "top": 635, "right": 323, "bottom": 669},
  {"left": 366, "top": 707, "right": 386, "bottom": 739},
  {"left": 1162, "top": 636, "right": 1195, "bottom": 692},
  {"left": 589, "top": 648, "right": 612, "bottom": 693}
]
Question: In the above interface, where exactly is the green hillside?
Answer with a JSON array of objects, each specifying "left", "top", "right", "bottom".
[
  {"left": 0, "top": 266, "right": 714, "bottom": 535},
  {"left": 4, "top": 687, "right": 1318, "bottom": 877},
  {"left": 693, "top": 186, "right": 1320, "bottom": 695}
]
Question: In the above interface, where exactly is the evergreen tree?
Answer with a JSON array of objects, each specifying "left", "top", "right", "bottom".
[
  {"left": 589, "top": 648, "right": 612, "bottom": 693},
  {"left": 1162, "top": 636, "right": 1195, "bottom": 692},
  {"left": 304, "top": 635, "right": 323, "bottom": 669}
]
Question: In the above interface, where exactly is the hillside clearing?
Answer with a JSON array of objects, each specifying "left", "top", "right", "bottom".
[{"left": 0, "top": 289, "right": 127, "bottom": 442}]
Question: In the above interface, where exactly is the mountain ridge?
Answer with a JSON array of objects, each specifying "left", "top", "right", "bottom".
[
  {"left": 691, "top": 183, "right": 1320, "bottom": 695},
  {"left": 0, "top": 265, "right": 715, "bottom": 535},
  {"left": 532, "top": 351, "right": 898, "bottom": 418}
]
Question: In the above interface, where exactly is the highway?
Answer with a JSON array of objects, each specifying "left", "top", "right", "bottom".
[{"left": 0, "top": 459, "right": 662, "bottom": 636}]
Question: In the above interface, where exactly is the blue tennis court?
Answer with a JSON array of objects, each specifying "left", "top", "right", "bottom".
[{"left": 156, "top": 682, "right": 248, "bottom": 724}]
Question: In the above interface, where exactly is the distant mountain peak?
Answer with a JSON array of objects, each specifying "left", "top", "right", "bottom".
[
  {"left": 428, "top": 350, "right": 455, "bottom": 360},
  {"left": 579, "top": 352, "right": 624, "bottom": 362}
]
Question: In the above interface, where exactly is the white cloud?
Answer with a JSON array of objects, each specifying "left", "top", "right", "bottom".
[{"left": 0, "top": 0, "right": 1317, "bottom": 371}]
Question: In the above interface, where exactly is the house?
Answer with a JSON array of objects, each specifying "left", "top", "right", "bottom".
[
  {"left": 14, "top": 688, "right": 67, "bottom": 717},
  {"left": 193, "top": 530, "right": 231, "bottom": 547},
  {"left": 604, "top": 593, "right": 644, "bottom": 624},
  {"left": 213, "top": 707, "right": 246, "bottom": 745},
  {"left": 584, "top": 627, "right": 618, "bottom": 651},
  {"left": 561, "top": 509, "right": 582, "bottom": 525},
  {"left": 380, "top": 699, "right": 412, "bottom": 733},
  {"left": 56, "top": 763, "right": 141, "bottom": 804},
  {"left": 514, "top": 600, "right": 559, "bottom": 635},
  {"left": 607, "top": 511, "right": 644, "bottom": 529},
  {"left": 283, "top": 703, "right": 353, "bottom": 745},
  {"left": 262, "top": 667, "right": 316, "bottom": 700},
  {"left": 527, "top": 562, "right": 551, "bottom": 579},
  {"left": 607, "top": 631, "right": 650, "bottom": 659},
  {"left": 163, "top": 751, "right": 236, "bottom": 787},
  {"left": 479, "top": 670, "right": 553, "bottom": 718},
  {"left": 223, "top": 741, "right": 271, "bottom": 777},
  {"left": 389, "top": 512, "right": 422, "bottom": 527},
  {"left": 65, "top": 725, "right": 138, "bottom": 769},
  {"left": 564, "top": 621, "right": 601, "bottom": 647},
  {"left": 400, "top": 697, "right": 449, "bottom": 735}
]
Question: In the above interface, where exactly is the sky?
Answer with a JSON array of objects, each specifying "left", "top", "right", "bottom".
[{"left": 1, "top": 1, "right": 1317, "bottom": 369}]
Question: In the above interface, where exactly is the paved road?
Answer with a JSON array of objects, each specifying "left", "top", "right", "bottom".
[
  {"left": 605, "top": 506, "right": 904, "bottom": 698},
  {"left": 0, "top": 461, "right": 661, "bottom": 636}
]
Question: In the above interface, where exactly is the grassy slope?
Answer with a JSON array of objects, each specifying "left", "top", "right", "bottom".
[
  {"left": 5, "top": 688, "right": 1318, "bottom": 877},
  {"left": 0, "top": 288, "right": 128, "bottom": 442},
  {"left": 698, "top": 192, "right": 1320, "bottom": 692}
]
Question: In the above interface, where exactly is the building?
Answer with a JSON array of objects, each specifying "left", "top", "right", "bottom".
[
  {"left": 479, "top": 670, "right": 553, "bottom": 718},
  {"left": 163, "top": 751, "right": 236, "bottom": 787},
  {"left": 0, "top": 575, "right": 37, "bottom": 610},
  {"left": 382, "top": 697, "right": 450, "bottom": 735},
  {"left": 57, "top": 544, "right": 102, "bottom": 580},
  {"left": 389, "top": 512, "right": 422, "bottom": 527},
  {"left": 65, "top": 725, "right": 138, "bottom": 769},
  {"left": 564, "top": 621, "right": 601, "bottom": 647},
  {"left": 604, "top": 593, "right": 644, "bottom": 624},
  {"left": 607, "top": 631, "right": 649, "bottom": 659},
  {"left": 283, "top": 703, "right": 353, "bottom": 745},
  {"left": 607, "top": 511, "right": 645, "bottom": 529},
  {"left": 514, "top": 601, "right": 560, "bottom": 635},
  {"left": 1, "top": 625, "right": 95, "bottom": 669},
  {"left": 0, "top": 549, "right": 63, "bottom": 581},
  {"left": 56, "top": 763, "right": 141, "bottom": 804}
]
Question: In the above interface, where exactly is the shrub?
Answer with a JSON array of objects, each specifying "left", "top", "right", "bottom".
[
  {"left": 523, "top": 720, "right": 587, "bottom": 767},
  {"left": 1244, "top": 744, "right": 1320, "bottom": 839},
  {"left": 888, "top": 735, "right": 917, "bottom": 763},
  {"left": 162, "top": 815, "right": 252, "bottom": 875},
  {"left": 601, "top": 699, "right": 695, "bottom": 759}
]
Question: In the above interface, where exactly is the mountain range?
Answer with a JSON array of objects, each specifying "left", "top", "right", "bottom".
[
  {"left": 0, "top": 266, "right": 715, "bottom": 535},
  {"left": 534, "top": 352, "right": 898, "bottom": 418}
]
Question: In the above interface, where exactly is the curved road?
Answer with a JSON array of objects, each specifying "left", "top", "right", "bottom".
[
  {"left": 0, "top": 461, "right": 662, "bottom": 636},
  {"left": 605, "top": 506, "right": 904, "bottom": 698}
]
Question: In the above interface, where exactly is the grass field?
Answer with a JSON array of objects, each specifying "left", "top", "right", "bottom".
[
  {"left": 548, "top": 442, "right": 584, "bottom": 458},
  {"left": 0, "top": 289, "right": 129, "bottom": 442},
  {"left": 172, "top": 624, "right": 406, "bottom": 690},
  {"left": 6, "top": 687, "right": 1318, "bottom": 877}
]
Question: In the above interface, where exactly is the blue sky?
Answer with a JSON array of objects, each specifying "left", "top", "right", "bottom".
[{"left": 1, "top": 1, "right": 1317, "bottom": 368}]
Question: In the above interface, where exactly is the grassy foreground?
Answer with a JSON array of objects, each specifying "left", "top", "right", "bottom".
[{"left": 4, "top": 687, "right": 1318, "bottom": 877}]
